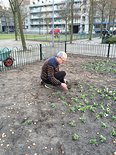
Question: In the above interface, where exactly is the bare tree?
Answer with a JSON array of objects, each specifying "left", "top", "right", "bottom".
[
  {"left": 43, "top": 7, "right": 51, "bottom": 35},
  {"left": 57, "top": 1, "right": 71, "bottom": 41},
  {"left": 96, "top": 0, "right": 109, "bottom": 36},
  {"left": 9, "top": 0, "right": 26, "bottom": 50},
  {"left": 88, "top": 0, "right": 95, "bottom": 40},
  {"left": 0, "top": 7, "right": 13, "bottom": 33},
  {"left": 107, "top": 0, "right": 116, "bottom": 31},
  {"left": 70, "top": 0, "right": 74, "bottom": 43}
]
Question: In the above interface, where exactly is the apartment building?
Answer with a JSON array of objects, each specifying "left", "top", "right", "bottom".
[{"left": 26, "top": 0, "right": 89, "bottom": 34}]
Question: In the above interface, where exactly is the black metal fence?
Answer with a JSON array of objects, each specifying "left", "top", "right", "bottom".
[{"left": 0, "top": 42, "right": 116, "bottom": 72}]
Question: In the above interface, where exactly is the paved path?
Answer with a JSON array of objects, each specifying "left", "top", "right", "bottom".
[
  {"left": 0, "top": 39, "right": 42, "bottom": 49},
  {"left": 0, "top": 37, "right": 102, "bottom": 49}
]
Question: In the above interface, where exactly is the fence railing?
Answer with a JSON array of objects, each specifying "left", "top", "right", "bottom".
[
  {"left": 66, "top": 42, "right": 116, "bottom": 58},
  {"left": 0, "top": 42, "right": 116, "bottom": 72}
]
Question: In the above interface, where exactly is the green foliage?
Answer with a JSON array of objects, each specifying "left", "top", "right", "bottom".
[
  {"left": 112, "top": 116, "right": 116, "bottom": 121},
  {"left": 79, "top": 116, "right": 86, "bottom": 123},
  {"left": 89, "top": 138, "right": 97, "bottom": 145},
  {"left": 101, "top": 122, "right": 108, "bottom": 128},
  {"left": 106, "top": 36, "right": 116, "bottom": 44},
  {"left": 50, "top": 103, "right": 57, "bottom": 108},
  {"left": 99, "top": 135, "right": 106, "bottom": 143},
  {"left": 84, "top": 60, "right": 116, "bottom": 75},
  {"left": 111, "top": 128, "right": 116, "bottom": 137},
  {"left": 72, "top": 133, "right": 80, "bottom": 141},
  {"left": 68, "top": 120, "right": 76, "bottom": 127}
]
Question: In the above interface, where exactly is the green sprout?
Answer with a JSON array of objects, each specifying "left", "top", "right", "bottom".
[
  {"left": 50, "top": 103, "right": 56, "bottom": 108},
  {"left": 79, "top": 116, "right": 86, "bottom": 123},
  {"left": 111, "top": 128, "right": 116, "bottom": 137},
  {"left": 89, "top": 106, "right": 96, "bottom": 112},
  {"left": 68, "top": 120, "right": 76, "bottom": 127},
  {"left": 112, "top": 116, "right": 116, "bottom": 121},
  {"left": 89, "top": 138, "right": 97, "bottom": 145},
  {"left": 101, "top": 122, "right": 108, "bottom": 128},
  {"left": 71, "top": 97, "right": 80, "bottom": 103},
  {"left": 64, "top": 102, "right": 69, "bottom": 106},
  {"left": 99, "top": 135, "right": 106, "bottom": 143},
  {"left": 69, "top": 106, "right": 76, "bottom": 112},
  {"left": 72, "top": 133, "right": 80, "bottom": 141}
]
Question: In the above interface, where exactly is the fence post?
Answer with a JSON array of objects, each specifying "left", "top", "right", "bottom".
[
  {"left": 107, "top": 43, "right": 110, "bottom": 58},
  {"left": 40, "top": 44, "right": 42, "bottom": 60},
  {"left": 65, "top": 41, "right": 67, "bottom": 53}
]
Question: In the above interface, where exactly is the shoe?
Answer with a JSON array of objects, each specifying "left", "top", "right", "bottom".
[
  {"left": 41, "top": 80, "right": 45, "bottom": 86},
  {"left": 40, "top": 80, "right": 51, "bottom": 89}
]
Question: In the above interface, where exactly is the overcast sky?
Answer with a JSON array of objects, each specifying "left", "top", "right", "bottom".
[{"left": 0, "top": 0, "right": 9, "bottom": 7}]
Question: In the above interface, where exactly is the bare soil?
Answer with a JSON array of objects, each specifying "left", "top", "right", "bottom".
[{"left": 0, "top": 54, "right": 116, "bottom": 155}]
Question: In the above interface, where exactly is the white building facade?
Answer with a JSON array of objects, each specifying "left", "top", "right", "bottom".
[{"left": 25, "top": 0, "right": 89, "bottom": 34}]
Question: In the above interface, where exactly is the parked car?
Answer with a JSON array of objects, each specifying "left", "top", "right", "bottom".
[{"left": 49, "top": 28, "right": 61, "bottom": 34}]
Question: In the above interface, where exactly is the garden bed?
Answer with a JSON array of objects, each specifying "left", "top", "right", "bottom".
[{"left": 0, "top": 54, "right": 116, "bottom": 155}]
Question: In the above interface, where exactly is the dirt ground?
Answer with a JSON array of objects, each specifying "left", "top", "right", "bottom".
[{"left": 0, "top": 54, "right": 116, "bottom": 155}]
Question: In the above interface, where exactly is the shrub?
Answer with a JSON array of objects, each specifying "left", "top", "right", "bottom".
[{"left": 106, "top": 36, "right": 116, "bottom": 44}]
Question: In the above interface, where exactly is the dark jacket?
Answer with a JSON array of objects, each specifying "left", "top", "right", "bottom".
[{"left": 41, "top": 56, "right": 61, "bottom": 86}]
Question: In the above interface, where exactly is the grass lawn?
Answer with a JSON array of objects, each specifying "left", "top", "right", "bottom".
[{"left": 0, "top": 33, "right": 89, "bottom": 42}]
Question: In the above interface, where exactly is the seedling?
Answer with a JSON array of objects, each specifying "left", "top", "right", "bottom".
[
  {"left": 93, "top": 102, "right": 98, "bottom": 107},
  {"left": 89, "top": 106, "right": 96, "bottom": 112},
  {"left": 72, "top": 133, "right": 80, "bottom": 141},
  {"left": 99, "top": 135, "right": 106, "bottom": 143},
  {"left": 101, "top": 122, "right": 108, "bottom": 128},
  {"left": 50, "top": 103, "right": 56, "bottom": 108},
  {"left": 96, "top": 111, "right": 106, "bottom": 119},
  {"left": 112, "top": 116, "right": 116, "bottom": 121},
  {"left": 79, "top": 116, "right": 86, "bottom": 123},
  {"left": 71, "top": 97, "right": 80, "bottom": 103},
  {"left": 27, "top": 120, "right": 33, "bottom": 125},
  {"left": 21, "top": 117, "right": 32, "bottom": 125},
  {"left": 89, "top": 138, "right": 97, "bottom": 145},
  {"left": 68, "top": 120, "right": 76, "bottom": 127},
  {"left": 60, "top": 95, "right": 65, "bottom": 100},
  {"left": 64, "top": 102, "right": 69, "bottom": 106},
  {"left": 111, "top": 128, "right": 116, "bottom": 137},
  {"left": 69, "top": 106, "right": 76, "bottom": 112}
]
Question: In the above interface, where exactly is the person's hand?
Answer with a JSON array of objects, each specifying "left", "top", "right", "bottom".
[{"left": 61, "top": 83, "right": 68, "bottom": 91}]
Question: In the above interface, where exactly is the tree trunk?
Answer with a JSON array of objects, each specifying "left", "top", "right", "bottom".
[
  {"left": 89, "top": 0, "right": 94, "bottom": 40},
  {"left": 70, "top": 0, "right": 74, "bottom": 44},
  {"left": 14, "top": 11, "right": 18, "bottom": 41},
  {"left": 16, "top": 0, "right": 26, "bottom": 50},
  {"left": 100, "top": 11, "right": 104, "bottom": 37}
]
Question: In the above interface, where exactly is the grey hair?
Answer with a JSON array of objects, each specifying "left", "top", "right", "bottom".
[{"left": 56, "top": 51, "right": 67, "bottom": 60}]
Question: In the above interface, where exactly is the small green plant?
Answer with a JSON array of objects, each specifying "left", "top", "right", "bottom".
[
  {"left": 71, "top": 97, "right": 80, "bottom": 103},
  {"left": 69, "top": 106, "right": 76, "bottom": 112},
  {"left": 112, "top": 116, "right": 116, "bottom": 121},
  {"left": 27, "top": 120, "right": 33, "bottom": 125},
  {"left": 89, "top": 138, "right": 97, "bottom": 145},
  {"left": 99, "top": 135, "right": 106, "bottom": 143},
  {"left": 79, "top": 116, "right": 86, "bottom": 123},
  {"left": 93, "top": 102, "right": 98, "bottom": 107},
  {"left": 101, "top": 122, "right": 108, "bottom": 128},
  {"left": 72, "top": 133, "right": 80, "bottom": 141},
  {"left": 21, "top": 118, "right": 33, "bottom": 125},
  {"left": 64, "top": 102, "right": 69, "bottom": 106},
  {"left": 50, "top": 103, "right": 56, "bottom": 108},
  {"left": 68, "top": 120, "right": 76, "bottom": 127},
  {"left": 96, "top": 112, "right": 104, "bottom": 119},
  {"left": 111, "top": 128, "right": 116, "bottom": 137},
  {"left": 89, "top": 106, "right": 96, "bottom": 112},
  {"left": 60, "top": 95, "right": 65, "bottom": 100}
]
